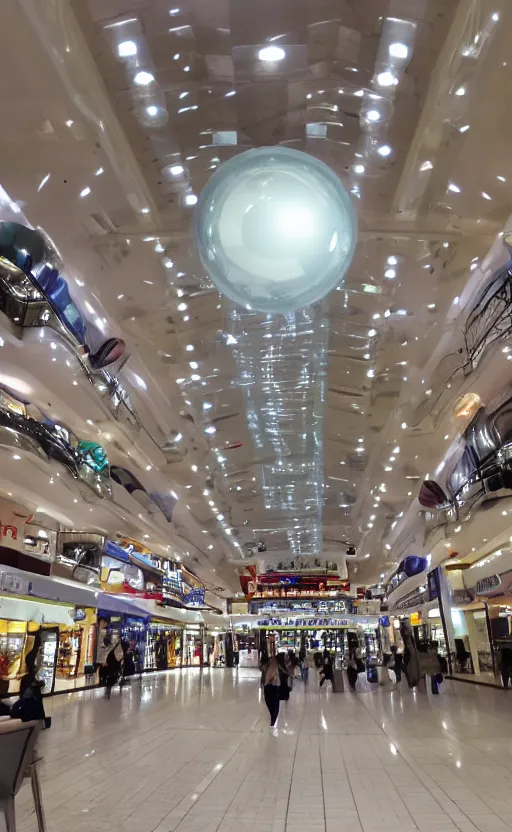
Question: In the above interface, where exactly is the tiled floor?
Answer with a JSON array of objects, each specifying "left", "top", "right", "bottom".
[{"left": 9, "top": 669, "right": 512, "bottom": 832}]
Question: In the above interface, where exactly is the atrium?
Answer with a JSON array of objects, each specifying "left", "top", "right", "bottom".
[{"left": 1, "top": 1, "right": 512, "bottom": 831}]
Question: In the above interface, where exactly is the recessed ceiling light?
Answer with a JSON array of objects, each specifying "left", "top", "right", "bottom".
[
  {"left": 225, "top": 90, "right": 236, "bottom": 97},
  {"left": 387, "top": 255, "right": 398, "bottom": 265},
  {"left": 459, "top": 124, "right": 470, "bottom": 133},
  {"left": 455, "top": 86, "right": 466, "bottom": 96},
  {"left": 185, "top": 344, "right": 194, "bottom": 351},
  {"left": 134, "top": 70, "right": 155, "bottom": 85},
  {"left": 377, "top": 144, "right": 392, "bottom": 157},
  {"left": 258, "top": 46, "right": 285, "bottom": 62},
  {"left": 482, "top": 191, "right": 492, "bottom": 200},
  {"left": 376, "top": 71, "right": 398, "bottom": 87},
  {"left": 146, "top": 105, "right": 158, "bottom": 117},
  {"left": 118, "top": 40, "right": 137, "bottom": 57},
  {"left": 169, "top": 7, "right": 180, "bottom": 14},
  {"left": 420, "top": 160, "right": 433, "bottom": 172},
  {"left": 389, "top": 42, "right": 409, "bottom": 59},
  {"left": 191, "top": 465, "right": 198, "bottom": 472},
  {"left": 368, "top": 329, "right": 377, "bottom": 337},
  {"left": 354, "top": 164, "right": 365, "bottom": 174},
  {"left": 140, "top": 207, "right": 150, "bottom": 214},
  {"left": 448, "top": 182, "right": 461, "bottom": 193},
  {"left": 366, "top": 109, "right": 381, "bottom": 122},
  {"left": 65, "top": 119, "right": 74, "bottom": 127},
  {"left": 169, "top": 164, "right": 184, "bottom": 176},
  {"left": 384, "top": 269, "right": 396, "bottom": 279},
  {"left": 185, "top": 194, "right": 197, "bottom": 206},
  {"left": 80, "top": 186, "right": 91, "bottom": 198},
  {"left": 95, "top": 167, "right": 104, "bottom": 176}
]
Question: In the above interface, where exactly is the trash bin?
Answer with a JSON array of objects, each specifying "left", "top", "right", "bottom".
[{"left": 333, "top": 669, "right": 345, "bottom": 692}]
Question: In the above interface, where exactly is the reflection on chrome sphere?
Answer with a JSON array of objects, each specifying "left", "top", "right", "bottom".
[{"left": 193, "top": 147, "right": 357, "bottom": 314}]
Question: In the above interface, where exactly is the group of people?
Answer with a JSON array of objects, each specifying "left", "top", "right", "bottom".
[{"left": 97, "top": 636, "right": 141, "bottom": 698}]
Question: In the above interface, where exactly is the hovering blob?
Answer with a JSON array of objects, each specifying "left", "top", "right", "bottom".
[{"left": 193, "top": 146, "right": 357, "bottom": 314}]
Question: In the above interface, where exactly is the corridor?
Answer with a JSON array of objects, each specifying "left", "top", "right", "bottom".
[{"left": 12, "top": 670, "right": 512, "bottom": 832}]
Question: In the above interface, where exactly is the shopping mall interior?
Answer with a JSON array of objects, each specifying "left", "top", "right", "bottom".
[{"left": 2, "top": 0, "right": 512, "bottom": 830}]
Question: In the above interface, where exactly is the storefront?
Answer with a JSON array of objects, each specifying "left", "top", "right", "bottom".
[
  {"left": 231, "top": 612, "right": 379, "bottom": 669},
  {"left": 0, "top": 563, "right": 153, "bottom": 695},
  {"left": 385, "top": 566, "right": 452, "bottom": 669},
  {"left": 0, "top": 593, "right": 97, "bottom": 696},
  {"left": 443, "top": 548, "right": 512, "bottom": 685}
]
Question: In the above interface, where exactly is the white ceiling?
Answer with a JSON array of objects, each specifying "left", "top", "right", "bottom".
[{"left": 0, "top": 0, "right": 510, "bottom": 590}]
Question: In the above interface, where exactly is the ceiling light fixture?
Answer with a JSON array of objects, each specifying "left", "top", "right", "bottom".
[
  {"left": 118, "top": 40, "right": 137, "bottom": 57},
  {"left": 134, "top": 70, "right": 155, "bottom": 85},
  {"left": 258, "top": 46, "right": 285, "bottom": 62},
  {"left": 388, "top": 42, "right": 409, "bottom": 59},
  {"left": 376, "top": 71, "right": 398, "bottom": 87},
  {"left": 377, "top": 144, "right": 392, "bottom": 157},
  {"left": 366, "top": 109, "right": 381, "bottom": 122}
]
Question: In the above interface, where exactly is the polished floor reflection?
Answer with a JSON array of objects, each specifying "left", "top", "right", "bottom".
[{"left": 11, "top": 669, "right": 512, "bottom": 832}]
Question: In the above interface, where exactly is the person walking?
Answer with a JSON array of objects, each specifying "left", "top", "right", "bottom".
[
  {"left": 262, "top": 655, "right": 281, "bottom": 731},
  {"left": 277, "top": 652, "right": 292, "bottom": 701},
  {"left": 319, "top": 648, "right": 334, "bottom": 689},
  {"left": 105, "top": 639, "right": 123, "bottom": 699},
  {"left": 347, "top": 642, "right": 362, "bottom": 691}
]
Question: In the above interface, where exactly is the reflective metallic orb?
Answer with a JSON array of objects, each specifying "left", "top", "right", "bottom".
[{"left": 193, "top": 147, "right": 357, "bottom": 314}]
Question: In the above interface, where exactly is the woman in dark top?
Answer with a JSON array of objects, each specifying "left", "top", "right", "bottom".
[
  {"left": 277, "top": 652, "right": 291, "bottom": 701},
  {"left": 319, "top": 649, "right": 334, "bottom": 688}
]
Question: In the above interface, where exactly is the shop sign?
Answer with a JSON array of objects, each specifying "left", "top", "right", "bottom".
[
  {"left": 0, "top": 570, "right": 30, "bottom": 595},
  {"left": 257, "top": 616, "right": 350, "bottom": 628},
  {"left": 74, "top": 606, "right": 86, "bottom": 622},
  {"left": 475, "top": 574, "right": 501, "bottom": 595},
  {"left": 394, "top": 587, "right": 428, "bottom": 610}
]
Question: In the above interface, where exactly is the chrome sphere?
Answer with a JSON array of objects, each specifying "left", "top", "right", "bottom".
[{"left": 193, "top": 147, "right": 357, "bottom": 314}]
